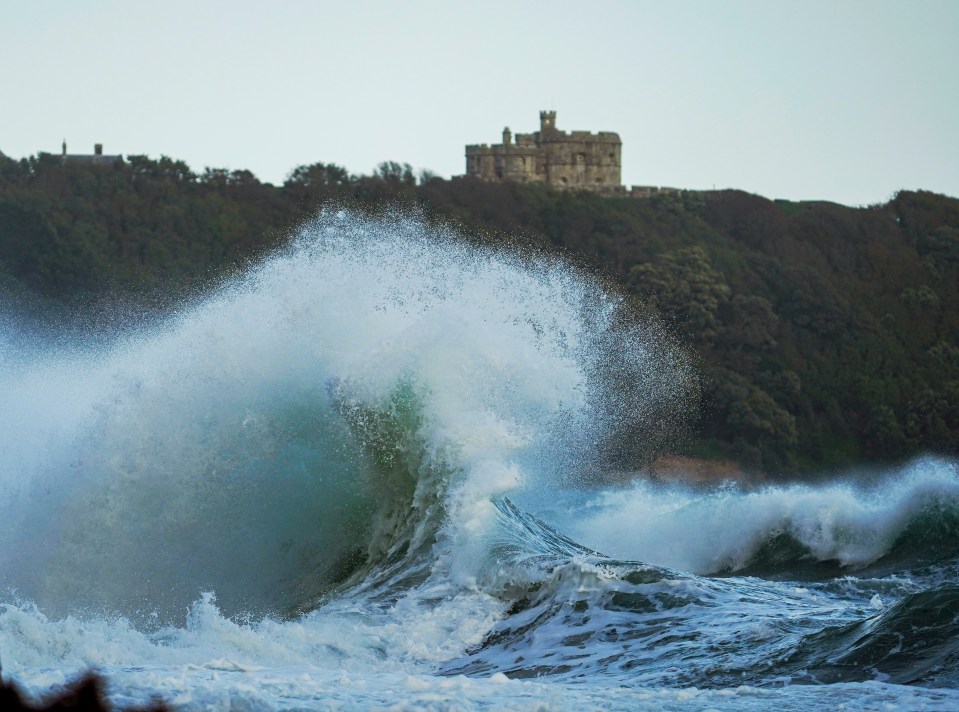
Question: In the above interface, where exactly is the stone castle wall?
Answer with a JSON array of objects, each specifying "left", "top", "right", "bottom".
[{"left": 465, "top": 111, "right": 622, "bottom": 193}]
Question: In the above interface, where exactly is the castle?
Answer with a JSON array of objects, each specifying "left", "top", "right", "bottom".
[{"left": 465, "top": 111, "right": 622, "bottom": 193}]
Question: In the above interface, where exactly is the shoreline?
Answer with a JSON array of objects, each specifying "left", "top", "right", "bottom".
[{"left": 648, "top": 455, "right": 756, "bottom": 484}]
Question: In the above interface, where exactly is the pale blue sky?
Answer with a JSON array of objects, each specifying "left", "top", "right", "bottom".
[{"left": 1, "top": 0, "right": 956, "bottom": 205}]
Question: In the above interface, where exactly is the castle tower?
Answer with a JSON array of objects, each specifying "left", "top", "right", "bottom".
[{"left": 539, "top": 110, "right": 557, "bottom": 132}]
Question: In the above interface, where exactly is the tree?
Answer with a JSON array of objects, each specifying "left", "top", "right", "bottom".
[
  {"left": 285, "top": 162, "right": 351, "bottom": 189},
  {"left": 629, "top": 246, "right": 730, "bottom": 341},
  {"left": 374, "top": 161, "right": 415, "bottom": 186}
]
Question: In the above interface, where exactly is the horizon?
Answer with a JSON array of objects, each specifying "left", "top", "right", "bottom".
[{"left": 1, "top": 1, "right": 957, "bottom": 207}]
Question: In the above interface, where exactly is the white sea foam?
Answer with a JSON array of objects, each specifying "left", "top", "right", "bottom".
[{"left": 3, "top": 576, "right": 957, "bottom": 710}]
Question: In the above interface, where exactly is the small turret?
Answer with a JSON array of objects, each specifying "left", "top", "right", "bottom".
[
  {"left": 502, "top": 127, "right": 512, "bottom": 145},
  {"left": 540, "top": 110, "right": 557, "bottom": 132},
  {"left": 62, "top": 139, "right": 67, "bottom": 156}
]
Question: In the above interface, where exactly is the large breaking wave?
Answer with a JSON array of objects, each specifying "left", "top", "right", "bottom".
[{"left": 0, "top": 211, "right": 687, "bottom": 624}]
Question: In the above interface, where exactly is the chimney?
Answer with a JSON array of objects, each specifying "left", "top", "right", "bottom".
[{"left": 94, "top": 143, "right": 103, "bottom": 155}]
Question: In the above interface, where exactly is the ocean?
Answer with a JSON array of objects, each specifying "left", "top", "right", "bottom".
[{"left": 1, "top": 213, "right": 957, "bottom": 710}]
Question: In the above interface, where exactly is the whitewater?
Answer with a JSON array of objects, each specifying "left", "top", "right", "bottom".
[{"left": 1, "top": 212, "right": 957, "bottom": 710}]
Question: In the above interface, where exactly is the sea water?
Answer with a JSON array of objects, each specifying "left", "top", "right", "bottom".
[{"left": 1, "top": 213, "right": 957, "bottom": 710}]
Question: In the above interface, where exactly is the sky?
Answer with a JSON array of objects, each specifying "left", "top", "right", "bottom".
[{"left": 0, "top": 0, "right": 956, "bottom": 206}]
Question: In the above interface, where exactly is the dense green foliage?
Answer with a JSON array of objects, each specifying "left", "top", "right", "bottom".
[{"left": 1, "top": 148, "right": 957, "bottom": 473}]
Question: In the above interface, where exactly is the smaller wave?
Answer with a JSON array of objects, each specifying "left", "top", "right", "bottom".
[
  {"left": 443, "top": 493, "right": 959, "bottom": 690},
  {"left": 561, "top": 457, "right": 959, "bottom": 578}
]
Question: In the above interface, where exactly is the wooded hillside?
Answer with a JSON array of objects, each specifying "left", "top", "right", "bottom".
[{"left": 1, "top": 151, "right": 956, "bottom": 473}]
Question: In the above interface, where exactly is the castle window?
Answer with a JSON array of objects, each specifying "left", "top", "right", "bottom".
[{"left": 576, "top": 153, "right": 586, "bottom": 164}]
